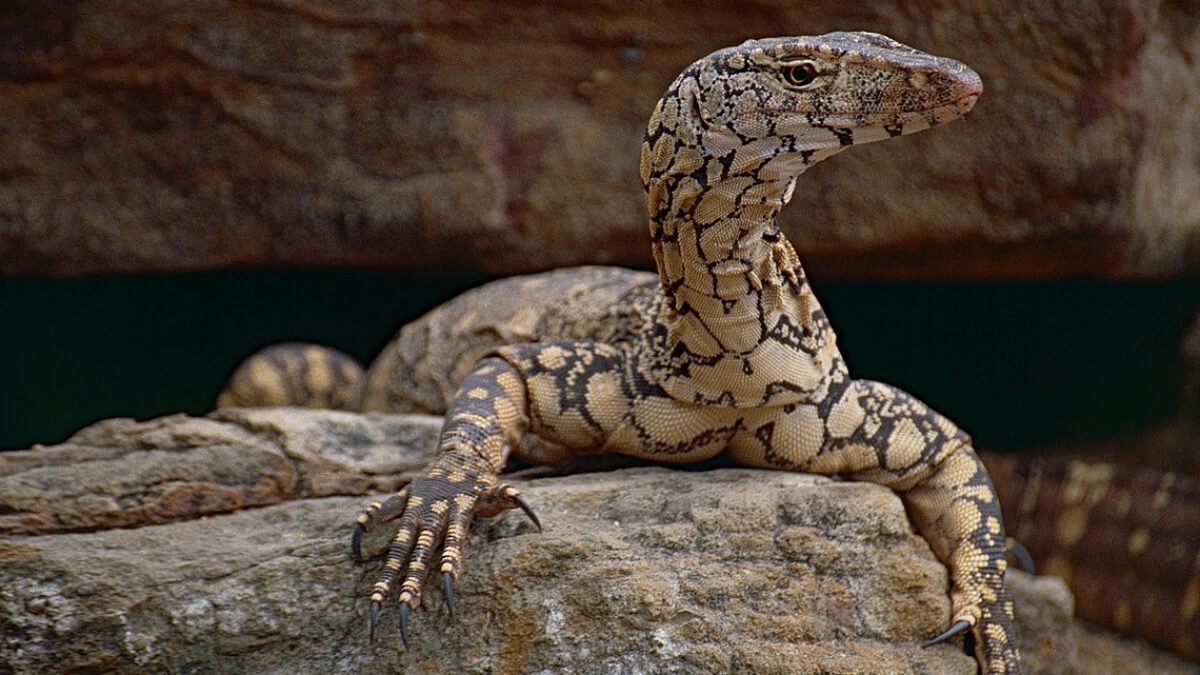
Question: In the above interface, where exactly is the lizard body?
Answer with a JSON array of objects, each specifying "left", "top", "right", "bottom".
[{"left": 220, "top": 33, "right": 1021, "bottom": 672}]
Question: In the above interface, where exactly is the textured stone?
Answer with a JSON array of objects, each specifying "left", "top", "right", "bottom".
[
  {"left": 1, "top": 1, "right": 1198, "bottom": 279},
  {"left": 1, "top": 411, "right": 1196, "bottom": 673},
  {"left": 0, "top": 409, "right": 440, "bottom": 535}
]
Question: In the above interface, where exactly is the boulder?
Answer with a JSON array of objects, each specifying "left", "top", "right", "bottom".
[
  {"left": 1, "top": 410, "right": 1195, "bottom": 673},
  {"left": 1, "top": 1, "right": 1197, "bottom": 279}
]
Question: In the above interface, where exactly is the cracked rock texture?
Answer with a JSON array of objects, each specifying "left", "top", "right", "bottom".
[
  {"left": 2, "top": 410, "right": 1197, "bottom": 674},
  {"left": 2, "top": 0, "right": 1198, "bottom": 279}
]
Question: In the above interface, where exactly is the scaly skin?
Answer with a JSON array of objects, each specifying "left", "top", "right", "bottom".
[
  {"left": 221, "top": 33, "right": 1021, "bottom": 673},
  {"left": 219, "top": 342, "right": 365, "bottom": 411}
]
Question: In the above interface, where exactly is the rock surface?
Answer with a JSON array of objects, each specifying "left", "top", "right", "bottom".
[
  {"left": 2, "top": 1, "right": 1198, "bottom": 280},
  {"left": 0, "top": 409, "right": 440, "bottom": 536},
  {"left": 2, "top": 410, "right": 1197, "bottom": 674}
]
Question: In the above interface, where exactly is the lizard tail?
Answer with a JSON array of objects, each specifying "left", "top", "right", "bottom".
[{"left": 216, "top": 342, "right": 366, "bottom": 411}]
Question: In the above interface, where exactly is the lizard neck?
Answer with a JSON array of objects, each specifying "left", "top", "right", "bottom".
[
  {"left": 643, "top": 144, "right": 846, "bottom": 407},
  {"left": 651, "top": 183, "right": 796, "bottom": 324}
]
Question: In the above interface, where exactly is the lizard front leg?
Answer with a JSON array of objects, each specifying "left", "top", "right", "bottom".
[
  {"left": 834, "top": 380, "right": 1019, "bottom": 673},
  {"left": 354, "top": 340, "right": 635, "bottom": 644},
  {"left": 352, "top": 356, "right": 537, "bottom": 643},
  {"left": 900, "top": 440, "right": 1017, "bottom": 673},
  {"left": 731, "top": 378, "right": 1021, "bottom": 673}
]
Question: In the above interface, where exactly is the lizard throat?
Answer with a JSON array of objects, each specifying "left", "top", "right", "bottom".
[{"left": 647, "top": 182, "right": 843, "bottom": 408}]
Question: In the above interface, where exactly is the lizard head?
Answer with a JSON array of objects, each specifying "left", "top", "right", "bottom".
[{"left": 641, "top": 31, "right": 982, "bottom": 216}]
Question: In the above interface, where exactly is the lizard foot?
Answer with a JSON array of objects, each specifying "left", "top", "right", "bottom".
[
  {"left": 351, "top": 464, "right": 540, "bottom": 645},
  {"left": 923, "top": 568, "right": 1021, "bottom": 674}
]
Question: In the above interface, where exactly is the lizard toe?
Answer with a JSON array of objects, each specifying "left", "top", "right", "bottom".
[
  {"left": 368, "top": 599, "right": 381, "bottom": 643},
  {"left": 399, "top": 601, "right": 411, "bottom": 648},
  {"left": 351, "top": 488, "right": 410, "bottom": 560},
  {"left": 476, "top": 482, "right": 542, "bottom": 531}
]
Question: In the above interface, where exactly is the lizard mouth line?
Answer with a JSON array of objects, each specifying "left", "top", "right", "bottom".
[{"left": 759, "top": 92, "right": 981, "bottom": 120}]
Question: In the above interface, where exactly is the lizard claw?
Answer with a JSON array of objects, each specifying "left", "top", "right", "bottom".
[
  {"left": 443, "top": 572, "right": 455, "bottom": 618},
  {"left": 351, "top": 522, "right": 366, "bottom": 560},
  {"left": 399, "top": 602, "right": 411, "bottom": 648},
  {"left": 512, "top": 492, "right": 542, "bottom": 532},
  {"left": 477, "top": 483, "right": 542, "bottom": 532},
  {"left": 1007, "top": 536, "right": 1036, "bottom": 574},
  {"left": 922, "top": 619, "right": 971, "bottom": 647},
  {"left": 368, "top": 600, "right": 380, "bottom": 643}
]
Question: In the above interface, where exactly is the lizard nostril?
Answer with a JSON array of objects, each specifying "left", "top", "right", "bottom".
[{"left": 957, "top": 93, "right": 981, "bottom": 115}]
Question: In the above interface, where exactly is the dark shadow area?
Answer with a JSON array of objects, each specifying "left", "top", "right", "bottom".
[
  {"left": 817, "top": 277, "right": 1198, "bottom": 451},
  {"left": 2, "top": 270, "right": 1197, "bottom": 452},
  {"left": 0, "top": 270, "right": 484, "bottom": 450}
]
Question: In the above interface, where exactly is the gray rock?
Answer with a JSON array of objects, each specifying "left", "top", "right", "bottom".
[
  {"left": 1, "top": 411, "right": 1195, "bottom": 674},
  {"left": 0, "top": 409, "right": 440, "bottom": 535}
]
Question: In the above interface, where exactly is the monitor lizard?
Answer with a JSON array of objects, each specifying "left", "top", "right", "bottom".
[{"left": 219, "top": 32, "right": 1023, "bottom": 673}]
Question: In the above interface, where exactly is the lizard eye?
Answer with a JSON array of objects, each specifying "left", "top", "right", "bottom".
[{"left": 780, "top": 62, "right": 818, "bottom": 89}]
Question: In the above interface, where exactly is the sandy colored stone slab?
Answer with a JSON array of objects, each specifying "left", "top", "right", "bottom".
[
  {"left": 0, "top": 469, "right": 971, "bottom": 674},
  {"left": 0, "top": 409, "right": 440, "bottom": 535}
]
